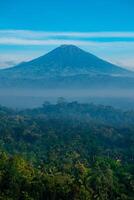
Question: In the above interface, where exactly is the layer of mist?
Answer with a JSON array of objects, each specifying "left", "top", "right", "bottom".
[{"left": 0, "top": 88, "right": 134, "bottom": 110}]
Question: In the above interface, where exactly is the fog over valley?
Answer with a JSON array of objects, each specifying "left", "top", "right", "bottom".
[{"left": 0, "top": 88, "right": 134, "bottom": 109}]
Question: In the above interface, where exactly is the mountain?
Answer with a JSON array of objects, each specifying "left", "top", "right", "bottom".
[
  {"left": 0, "top": 45, "right": 134, "bottom": 89},
  {"left": 0, "top": 45, "right": 133, "bottom": 78}
]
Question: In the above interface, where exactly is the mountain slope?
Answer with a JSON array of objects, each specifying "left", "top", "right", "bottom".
[
  {"left": 0, "top": 45, "right": 133, "bottom": 78},
  {"left": 0, "top": 45, "right": 134, "bottom": 89}
]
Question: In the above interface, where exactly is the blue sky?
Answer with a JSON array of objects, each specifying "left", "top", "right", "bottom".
[{"left": 0, "top": 0, "right": 134, "bottom": 69}]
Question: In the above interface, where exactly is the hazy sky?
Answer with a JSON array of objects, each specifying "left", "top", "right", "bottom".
[{"left": 0, "top": 0, "right": 134, "bottom": 69}]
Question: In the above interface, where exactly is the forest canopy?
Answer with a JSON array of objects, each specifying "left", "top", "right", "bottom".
[{"left": 0, "top": 101, "right": 134, "bottom": 199}]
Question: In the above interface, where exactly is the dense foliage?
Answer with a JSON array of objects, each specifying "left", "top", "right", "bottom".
[{"left": 0, "top": 100, "right": 134, "bottom": 199}]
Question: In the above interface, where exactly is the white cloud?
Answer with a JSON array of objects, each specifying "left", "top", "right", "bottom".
[
  {"left": 0, "top": 37, "right": 96, "bottom": 46},
  {"left": 1, "top": 30, "right": 134, "bottom": 38},
  {"left": 0, "top": 37, "right": 134, "bottom": 48},
  {"left": 0, "top": 29, "right": 134, "bottom": 46}
]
